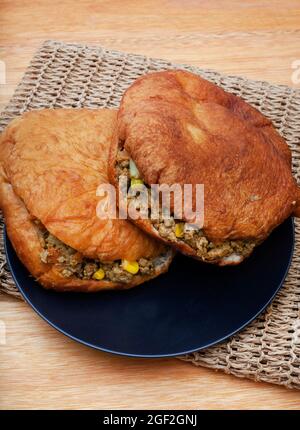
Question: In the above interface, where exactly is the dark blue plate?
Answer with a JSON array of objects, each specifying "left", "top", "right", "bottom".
[{"left": 5, "top": 218, "right": 294, "bottom": 357}]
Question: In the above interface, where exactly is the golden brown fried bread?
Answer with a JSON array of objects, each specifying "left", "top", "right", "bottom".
[
  {"left": 109, "top": 70, "right": 300, "bottom": 265},
  {"left": 0, "top": 109, "right": 173, "bottom": 292}
]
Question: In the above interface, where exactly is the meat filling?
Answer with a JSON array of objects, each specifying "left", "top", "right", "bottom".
[
  {"left": 38, "top": 225, "right": 167, "bottom": 283},
  {"left": 115, "top": 149, "right": 257, "bottom": 262},
  {"left": 151, "top": 217, "right": 256, "bottom": 262}
]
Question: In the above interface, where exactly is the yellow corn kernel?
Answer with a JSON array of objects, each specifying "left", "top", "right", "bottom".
[
  {"left": 175, "top": 223, "right": 185, "bottom": 238},
  {"left": 131, "top": 178, "right": 144, "bottom": 187},
  {"left": 122, "top": 259, "right": 140, "bottom": 275},
  {"left": 92, "top": 268, "right": 105, "bottom": 280}
]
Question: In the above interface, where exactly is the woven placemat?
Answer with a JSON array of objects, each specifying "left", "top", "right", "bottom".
[{"left": 1, "top": 40, "right": 300, "bottom": 390}]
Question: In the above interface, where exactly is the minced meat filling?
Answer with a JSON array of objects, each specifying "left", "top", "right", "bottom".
[
  {"left": 38, "top": 227, "right": 161, "bottom": 283},
  {"left": 115, "top": 149, "right": 257, "bottom": 262},
  {"left": 151, "top": 217, "right": 256, "bottom": 261},
  {"left": 116, "top": 149, "right": 130, "bottom": 178}
]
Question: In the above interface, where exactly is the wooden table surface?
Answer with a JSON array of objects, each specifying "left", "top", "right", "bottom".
[{"left": 1, "top": 0, "right": 300, "bottom": 410}]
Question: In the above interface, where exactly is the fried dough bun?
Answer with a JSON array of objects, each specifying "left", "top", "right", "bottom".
[
  {"left": 0, "top": 109, "right": 173, "bottom": 292},
  {"left": 109, "top": 70, "right": 300, "bottom": 265}
]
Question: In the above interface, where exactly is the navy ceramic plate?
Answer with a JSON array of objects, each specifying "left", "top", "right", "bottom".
[{"left": 5, "top": 218, "right": 294, "bottom": 357}]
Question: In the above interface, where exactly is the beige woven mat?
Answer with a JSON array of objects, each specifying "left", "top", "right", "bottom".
[{"left": 1, "top": 40, "right": 300, "bottom": 390}]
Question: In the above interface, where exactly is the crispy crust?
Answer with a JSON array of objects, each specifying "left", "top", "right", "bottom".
[
  {"left": 108, "top": 185, "right": 251, "bottom": 266},
  {"left": 0, "top": 109, "right": 173, "bottom": 292},
  {"left": 0, "top": 108, "right": 167, "bottom": 261},
  {"left": 107, "top": 137, "right": 198, "bottom": 259},
  {"left": 109, "top": 70, "right": 300, "bottom": 257},
  {"left": 0, "top": 178, "right": 172, "bottom": 291}
]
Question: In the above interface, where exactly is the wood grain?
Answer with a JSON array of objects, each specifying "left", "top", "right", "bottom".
[
  {"left": 1, "top": 0, "right": 300, "bottom": 410},
  {"left": 1, "top": 296, "right": 300, "bottom": 410}
]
